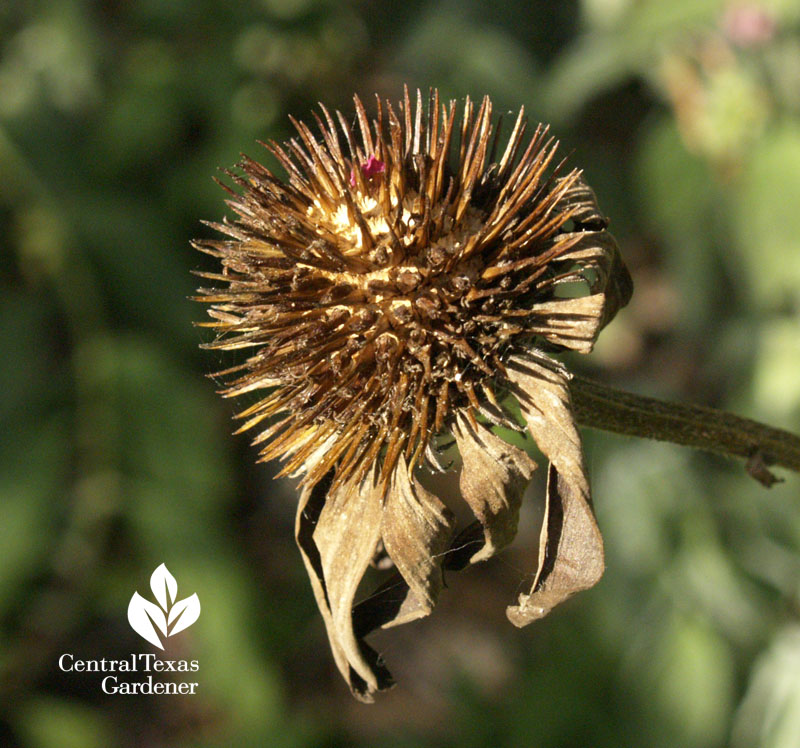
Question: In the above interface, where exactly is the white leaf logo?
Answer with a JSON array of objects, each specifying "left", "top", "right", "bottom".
[
  {"left": 128, "top": 564, "right": 200, "bottom": 649},
  {"left": 168, "top": 593, "right": 201, "bottom": 636},
  {"left": 150, "top": 563, "right": 177, "bottom": 610}
]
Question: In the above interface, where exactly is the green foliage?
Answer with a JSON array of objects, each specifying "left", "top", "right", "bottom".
[{"left": 1, "top": 0, "right": 799, "bottom": 746}]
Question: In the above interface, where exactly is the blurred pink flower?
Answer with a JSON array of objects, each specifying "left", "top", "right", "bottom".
[{"left": 723, "top": 3, "right": 776, "bottom": 47}]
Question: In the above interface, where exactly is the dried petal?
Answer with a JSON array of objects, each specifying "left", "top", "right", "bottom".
[
  {"left": 453, "top": 413, "right": 537, "bottom": 563},
  {"left": 552, "top": 173, "right": 608, "bottom": 228},
  {"left": 505, "top": 353, "right": 604, "bottom": 625},
  {"left": 295, "top": 469, "right": 392, "bottom": 702},
  {"left": 527, "top": 294, "right": 607, "bottom": 354},
  {"left": 553, "top": 174, "right": 633, "bottom": 332},
  {"left": 380, "top": 455, "right": 455, "bottom": 626}
]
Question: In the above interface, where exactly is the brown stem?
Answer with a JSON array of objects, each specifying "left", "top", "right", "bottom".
[{"left": 569, "top": 375, "right": 800, "bottom": 484}]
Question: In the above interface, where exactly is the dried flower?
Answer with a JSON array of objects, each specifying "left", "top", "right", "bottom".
[{"left": 194, "top": 87, "right": 633, "bottom": 701}]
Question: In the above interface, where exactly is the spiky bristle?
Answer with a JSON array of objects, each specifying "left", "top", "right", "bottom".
[{"left": 195, "top": 87, "right": 597, "bottom": 491}]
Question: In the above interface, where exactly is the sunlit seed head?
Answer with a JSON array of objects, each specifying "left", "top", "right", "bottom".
[{"left": 194, "top": 87, "right": 614, "bottom": 491}]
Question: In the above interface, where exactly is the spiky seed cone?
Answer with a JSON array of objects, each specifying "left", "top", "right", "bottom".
[
  {"left": 196, "top": 88, "right": 625, "bottom": 490},
  {"left": 195, "top": 87, "right": 632, "bottom": 701}
]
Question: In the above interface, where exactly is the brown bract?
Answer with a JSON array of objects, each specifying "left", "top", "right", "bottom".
[{"left": 194, "top": 87, "right": 632, "bottom": 701}]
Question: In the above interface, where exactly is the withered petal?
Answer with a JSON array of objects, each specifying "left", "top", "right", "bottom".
[
  {"left": 552, "top": 173, "right": 607, "bottom": 228},
  {"left": 553, "top": 173, "right": 633, "bottom": 333},
  {"left": 295, "top": 468, "right": 392, "bottom": 702},
  {"left": 504, "top": 352, "right": 604, "bottom": 626},
  {"left": 380, "top": 454, "right": 456, "bottom": 627},
  {"left": 603, "top": 241, "right": 635, "bottom": 328},
  {"left": 452, "top": 413, "right": 537, "bottom": 563},
  {"left": 352, "top": 571, "right": 424, "bottom": 638},
  {"left": 557, "top": 233, "right": 633, "bottom": 334},
  {"left": 527, "top": 293, "right": 606, "bottom": 354}
]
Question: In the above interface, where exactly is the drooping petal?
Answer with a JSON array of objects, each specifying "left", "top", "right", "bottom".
[
  {"left": 551, "top": 174, "right": 634, "bottom": 337},
  {"left": 295, "top": 468, "right": 392, "bottom": 702},
  {"left": 552, "top": 173, "right": 608, "bottom": 228},
  {"left": 526, "top": 293, "right": 607, "bottom": 354},
  {"left": 554, "top": 233, "right": 633, "bottom": 336},
  {"left": 379, "top": 455, "right": 455, "bottom": 626},
  {"left": 453, "top": 413, "right": 537, "bottom": 563},
  {"left": 504, "top": 352, "right": 604, "bottom": 626}
]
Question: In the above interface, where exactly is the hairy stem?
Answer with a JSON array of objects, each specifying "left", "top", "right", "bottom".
[{"left": 569, "top": 375, "right": 800, "bottom": 482}]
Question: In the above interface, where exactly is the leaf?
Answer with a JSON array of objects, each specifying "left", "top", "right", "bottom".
[
  {"left": 150, "top": 563, "right": 177, "bottom": 611},
  {"left": 168, "top": 593, "right": 201, "bottom": 636},
  {"left": 505, "top": 352, "right": 605, "bottom": 625},
  {"left": 734, "top": 122, "right": 800, "bottom": 305},
  {"left": 733, "top": 626, "right": 800, "bottom": 748},
  {"left": 127, "top": 591, "right": 167, "bottom": 649}
]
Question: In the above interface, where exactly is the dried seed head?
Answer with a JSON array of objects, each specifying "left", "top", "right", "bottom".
[
  {"left": 195, "top": 87, "right": 633, "bottom": 701},
  {"left": 195, "top": 88, "right": 630, "bottom": 492}
]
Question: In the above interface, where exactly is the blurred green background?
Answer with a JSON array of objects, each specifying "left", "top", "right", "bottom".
[{"left": 2, "top": 0, "right": 800, "bottom": 745}]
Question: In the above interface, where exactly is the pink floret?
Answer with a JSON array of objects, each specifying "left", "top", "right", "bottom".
[{"left": 350, "top": 155, "right": 386, "bottom": 186}]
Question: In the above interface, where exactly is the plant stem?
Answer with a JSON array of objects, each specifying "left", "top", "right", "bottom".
[{"left": 569, "top": 375, "right": 800, "bottom": 483}]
